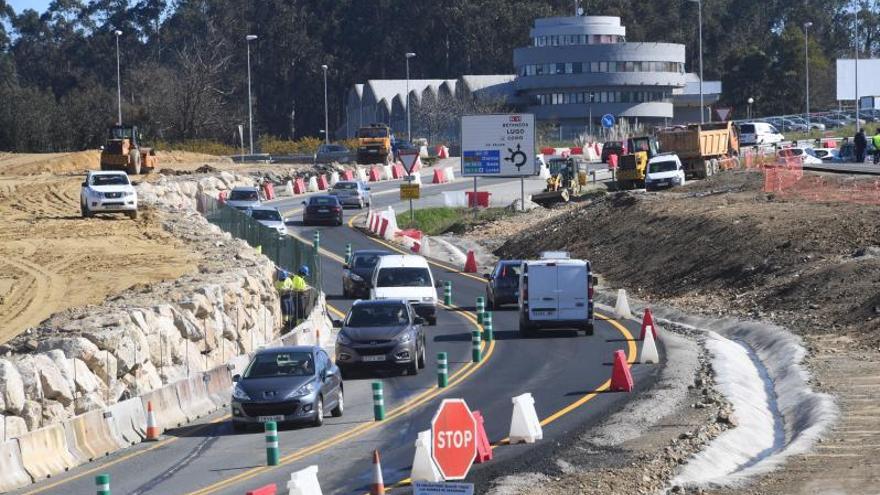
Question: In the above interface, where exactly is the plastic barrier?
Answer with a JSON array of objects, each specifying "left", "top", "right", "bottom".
[
  {"left": 553, "top": 147, "right": 571, "bottom": 157},
  {"left": 608, "top": 154, "right": 618, "bottom": 169},
  {"left": 391, "top": 164, "right": 404, "bottom": 179},
  {"left": 435, "top": 145, "right": 449, "bottom": 158},
  {"left": 473, "top": 410, "right": 493, "bottom": 463},
  {"left": 307, "top": 176, "right": 319, "bottom": 192},
  {"left": 329, "top": 171, "right": 340, "bottom": 186},
  {"left": 286, "top": 465, "right": 323, "bottom": 495},
  {"left": 419, "top": 145, "right": 430, "bottom": 158},
  {"left": 262, "top": 182, "right": 275, "bottom": 200},
  {"left": 356, "top": 167, "right": 369, "bottom": 183},
  {"left": 64, "top": 409, "right": 125, "bottom": 462},
  {"left": 640, "top": 325, "right": 659, "bottom": 364},
  {"left": 432, "top": 169, "right": 446, "bottom": 184},
  {"left": 286, "top": 180, "right": 294, "bottom": 197},
  {"left": 541, "top": 147, "right": 555, "bottom": 155},
  {"left": 399, "top": 229, "right": 422, "bottom": 240},
  {"left": 369, "top": 167, "right": 382, "bottom": 182},
  {"left": 108, "top": 397, "right": 147, "bottom": 446},
  {"left": 246, "top": 483, "right": 277, "bottom": 495},
  {"left": 317, "top": 175, "right": 329, "bottom": 191},
  {"left": 18, "top": 423, "right": 79, "bottom": 480},
  {"left": 204, "top": 365, "right": 233, "bottom": 409},
  {"left": 140, "top": 384, "right": 188, "bottom": 430},
  {"left": 293, "top": 178, "right": 306, "bottom": 195},
  {"left": 174, "top": 374, "right": 217, "bottom": 421},
  {"left": 341, "top": 169, "right": 354, "bottom": 181},
  {"left": 570, "top": 146, "right": 583, "bottom": 155},
  {"left": 379, "top": 218, "right": 389, "bottom": 237},
  {"left": 441, "top": 191, "right": 466, "bottom": 207},
  {"left": 443, "top": 166, "right": 456, "bottom": 182},
  {"left": 0, "top": 439, "right": 32, "bottom": 491},
  {"left": 508, "top": 393, "right": 543, "bottom": 444},
  {"left": 382, "top": 165, "right": 393, "bottom": 180},
  {"left": 465, "top": 191, "right": 491, "bottom": 207},
  {"left": 410, "top": 430, "right": 442, "bottom": 482},
  {"left": 610, "top": 350, "right": 634, "bottom": 392},
  {"left": 614, "top": 289, "right": 632, "bottom": 319},
  {"left": 539, "top": 165, "right": 551, "bottom": 179}
]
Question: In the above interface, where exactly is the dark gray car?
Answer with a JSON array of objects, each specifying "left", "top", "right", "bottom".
[
  {"left": 314, "top": 144, "right": 352, "bottom": 164},
  {"left": 342, "top": 249, "right": 391, "bottom": 298},
  {"left": 231, "top": 346, "right": 342, "bottom": 431},
  {"left": 334, "top": 299, "right": 427, "bottom": 377}
]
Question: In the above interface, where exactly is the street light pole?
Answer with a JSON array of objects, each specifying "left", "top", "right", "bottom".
[
  {"left": 854, "top": 9, "right": 861, "bottom": 131},
  {"left": 804, "top": 22, "right": 813, "bottom": 128},
  {"left": 321, "top": 64, "right": 329, "bottom": 144},
  {"left": 246, "top": 34, "right": 258, "bottom": 155},
  {"left": 690, "top": 0, "right": 704, "bottom": 124},
  {"left": 114, "top": 30, "right": 122, "bottom": 125},
  {"left": 405, "top": 52, "right": 416, "bottom": 141},
  {"left": 748, "top": 97, "right": 754, "bottom": 120}
]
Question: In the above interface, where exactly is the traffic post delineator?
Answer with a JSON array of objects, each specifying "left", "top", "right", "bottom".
[
  {"left": 476, "top": 296, "right": 485, "bottom": 325},
  {"left": 483, "top": 311, "right": 494, "bottom": 341},
  {"left": 312, "top": 231, "right": 320, "bottom": 251},
  {"left": 471, "top": 330, "right": 481, "bottom": 363},
  {"left": 345, "top": 243, "right": 352, "bottom": 264},
  {"left": 372, "top": 382, "right": 385, "bottom": 421},
  {"left": 443, "top": 281, "right": 452, "bottom": 305},
  {"left": 95, "top": 474, "right": 110, "bottom": 495},
  {"left": 437, "top": 352, "right": 448, "bottom": 388},
  {"left": 265, "top": 421, "right": 279, "bottom": 466}
]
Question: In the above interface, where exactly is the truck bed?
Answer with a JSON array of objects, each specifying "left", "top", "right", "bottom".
[{"left": 659, "top": 127, "right": 731, "bottom": 159}]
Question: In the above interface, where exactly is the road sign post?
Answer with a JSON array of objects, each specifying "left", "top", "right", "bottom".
[
  {"left": 431, "top": 399, "right": 478, "bottom": 481},
  {"left": 399, "top": 150, "right": 421, "bottom": 225}
]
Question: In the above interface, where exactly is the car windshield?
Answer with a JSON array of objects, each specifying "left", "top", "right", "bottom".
[
  {"left": 91, "top": 174, "right": 129, "bottom": 186},
  {"left": 244, "top": 351, "right": 314, "bottom": 378},
  {"left": 376, "top": 267, "right": 432, "bottom": 287},
  {"left": 649, "top": 160, "right": 678, "bottom": 173},
  {"left": 346, "top": 304, "right": 409, "bottom": 327},
  {"left": 334, "top": 182, "right": 358, "bottom": 190},
  {"left": 353, "top": 253, "right": 383, "bottom": 269},
  {"left": 250, "top": 209, "right": 282, "bottom": 221},
  {"left": 497, "top": 263, "right": 521, "bottom": 278},
  {"left": 310, "top": 196, "right": 338, "bottom": 206},
  {"left": 358, "top": 128, "right": 388, "bottom": 138},
  {"left": 230, "top": 190, "right": 259, "bottom": 201}
]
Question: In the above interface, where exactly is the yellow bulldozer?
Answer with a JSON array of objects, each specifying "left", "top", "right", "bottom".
[
  {"left": 531, "top": 156, "right": 588, "bottom": 206},
  {"left": 616, "top": 135, "right": 659, "bottom": 190},
  {"left": 100, "top": 125, "right": 157, "bottom": 175}
]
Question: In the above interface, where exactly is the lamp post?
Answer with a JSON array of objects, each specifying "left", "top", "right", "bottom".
[
  {"left": 114, "top": 30, "right": 122, "bottom": 125},
  {"left": 689, "top": 0, "right": 704, "bottom": 124},
  {"left": 747, "top": 97, "right": 754, "bottom": 120},
  {"left": 588, "top": 92, "right": 595, "bottom": 138},
  {"left": 321, "top": 64, "right": 329, "bottom": 144},
  {"left": 854, "top": 8, "right": 861, "bottom": 131},
  {"left": 246, "top": 34, "right": 258, "bottom": 155},
  {"left": 405, "top": 52, "right": 416, "bottom": 141},
  {"left": 803, "top": 22, "right": 813, "bottom": 128}
]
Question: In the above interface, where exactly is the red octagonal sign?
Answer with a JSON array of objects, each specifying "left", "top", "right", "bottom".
[{"left": 431, "top": 398, "right": 477, "bottom": 480}]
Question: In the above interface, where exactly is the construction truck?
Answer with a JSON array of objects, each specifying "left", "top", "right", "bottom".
[
  {"left": 356, "top": 123, "right": 394, "bottom": 165},
  {"left": 99, "top": 125, "right": 157, "bottom": 175},
  {"left": 656, "top": 122, "right": 739, "bottom": 179},
  {"left": 531, "top": 156, "right": 588, "bottom": 206},
  {"left": 616, "top": 136, "right": 659, "bottom": 190}
]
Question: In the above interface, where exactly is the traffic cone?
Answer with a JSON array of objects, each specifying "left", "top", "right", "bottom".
[
  {"left": 640, "top": 308, "right": 658, "bottom": 340},
  {"left": 614, "top": 289, "right": 632, "bottom": 319},
  {"left": 145, "top": 401, "right": 160, "bottom": 441},
  {"left": 370, "top": 449, "right": 385, "bottom": 495},
  {"left": 640, "top": 325, "right": 659, "bottom": 364},
  {"left": 464, "top": 250, "right": 478, "bottom": 273},
  {"left": 610, "top": 350, "right": 634, "bottom": 392}
]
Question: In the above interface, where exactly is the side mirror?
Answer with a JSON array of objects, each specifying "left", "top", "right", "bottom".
[
  {"left": 591, "top": 276, "right": 599, "bottom": 286},
  {"left": 325, "top": 367, "right": 336, "bottom": 378},
  {"left": 232, "top": 374, "right": 241, "bottom": 383},
  {"left": 414, "top": 316, "right": 426, "bottom": 325},
  {"left": 483, "top": 273, "right": 492, "bottom": 280},
  {"left": 332, "top": 319, "right": 343, "bottom": 328},
  {"left": 301, "top": 201, "right": 307, "bottom": 206},
  {"left": 435, "top": 280, "right": 443, "bottom": 288},
  {"left": 81, "top": 181, "right": 87, "bottom": 187},
  {"left": 342, "top": 264, "right": 349, "bottom": 270},
  {"left": 365, "top": 187, "right": 371, "bottom": 191}
]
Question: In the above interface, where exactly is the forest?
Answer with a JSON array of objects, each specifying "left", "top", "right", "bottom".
[{"left": 0, "top": 0, "right": 877, "bottom": 152}]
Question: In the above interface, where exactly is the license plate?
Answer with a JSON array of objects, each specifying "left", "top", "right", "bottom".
[
  {"left": 318, "top": 208, "right": 329, "bottom": 212},
  {"left": 532, "top": 310, "right": 553, "bottom": 317},
  {"left": 258, "top": 415, "right": 284, "bottom": 423},
  {"left": 362, "top": 355, "right": 386, "bottom": 362}
]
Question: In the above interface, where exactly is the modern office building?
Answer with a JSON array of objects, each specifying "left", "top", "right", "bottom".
[{"left": 340, "top": 14, "right": 720, "bottom": 140}]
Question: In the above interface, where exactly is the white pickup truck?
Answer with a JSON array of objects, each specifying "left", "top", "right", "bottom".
[
  {"left": 80, "top": 170, "right": 138, "bottom": 219},
  {"left": 518, "top": 251, "right": 596, "bottom": 337}
]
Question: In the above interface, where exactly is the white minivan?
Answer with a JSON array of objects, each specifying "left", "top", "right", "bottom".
[
  {"left": 518, "top": 252, "right": 596, "bottom": 337},
  {"left": 739, "top": 122, "right": 784, "bottom": 146},
  {"left": 645, "top": 153, "right": 686, "bottom": 191},
  {"left": 371, "top": 255, "right": 439, "bottom": 325}
]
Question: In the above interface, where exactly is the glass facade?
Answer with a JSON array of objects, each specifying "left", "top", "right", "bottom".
[
  {"left": 533, "top": 90, "right": 672, "bottom": 105},
  {"left": 533, "top": 34, "right": 625, "bottom": 46},
  {"left": 521, "top": 61, "right": 685, "bottom": 77}
]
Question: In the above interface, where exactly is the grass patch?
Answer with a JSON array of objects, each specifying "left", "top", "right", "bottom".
[{"left": 397, "top": 207, "right": 516, "bottom": 235}]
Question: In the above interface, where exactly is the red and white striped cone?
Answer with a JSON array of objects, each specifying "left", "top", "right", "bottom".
[
  {"left": 145, "top": 401, "right": 160, "bottom": 441},
  {"left": 370, "top": 449, "right": 385, "bottom": 495}
]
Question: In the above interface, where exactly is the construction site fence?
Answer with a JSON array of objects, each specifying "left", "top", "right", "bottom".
[{"left": 198, "top": 193, "right": 323, "bottom": 292}]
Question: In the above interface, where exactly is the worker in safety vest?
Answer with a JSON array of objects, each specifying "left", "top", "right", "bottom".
[
  {"left": 873, "top": 130, "right": 880, "bottom": 165},
  {"left": 291, "top": 265, "right": 311, "bottom": 325},
  {"left": 275, "top": 269, "right": 296, "bottom": 324}
]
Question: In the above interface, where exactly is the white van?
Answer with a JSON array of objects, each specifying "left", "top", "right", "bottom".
[
  {"left": 518, "top": 252, "right": 596, "bottom": 337},
  {"left": 370, "top": 255, "right": 439, "bottom": 325},
  {"left": 645, "top": 153, "right": 686, "bottom": 191},
  {"left": 739, "top": 122, "right": 784, "bottom": 146}
]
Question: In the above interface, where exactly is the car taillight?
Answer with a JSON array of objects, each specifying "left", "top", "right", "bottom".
[
  {"left": 332, "top": 206, "right": 341, "bottom": 212},
  {"left": 588, "top": 285, "right": 593, "bottom": 299}
]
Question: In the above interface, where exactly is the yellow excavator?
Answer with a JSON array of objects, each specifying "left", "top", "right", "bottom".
[
  {"left": 531, "top": 156, "right": 588, "bottom": 206},
  {"left": 616, "top": 135, "right": 658, "bottom": 190}
]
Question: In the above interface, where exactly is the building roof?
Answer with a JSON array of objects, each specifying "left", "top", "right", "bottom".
[
  {"left": 459, "top": 75, "right": 516, "bottom": 97},
  {"left": 364, "top": 79, "right": 457, "bottom": 111}
]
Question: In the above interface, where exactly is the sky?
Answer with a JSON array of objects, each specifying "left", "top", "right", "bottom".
[{"left": 7, "top": 0, "right": 51, "bottom": 14}]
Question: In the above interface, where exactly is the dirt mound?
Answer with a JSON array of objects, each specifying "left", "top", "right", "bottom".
[
  {"left": 497, "top": 170, "right": 880, "bottom": 348},
  {"left": 0, "top": 151, "right": 101, "bottom": 176}
]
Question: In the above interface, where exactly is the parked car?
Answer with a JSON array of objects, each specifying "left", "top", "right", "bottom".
[
  {"left": 738, "top": 122, "right": 784, "bottom": 146},
  {"left": 334, "top": 299, "right": 427, "bottom": 376},
  {"left": 370, "top": 254, "right": 439, "bottom": 325},
  {"left": 247, "top": 206, "right": 287, "bottom": 236},
  {"left": 314, "top": 144, "right": 351, "bottom": 164},
  {"left": 302, "top": 195, "right": 343, "bottom": 226},
  {"left": 645, "top": 153, "right": 686, "bottom": 190},
  {"left": 601, "top": 141, "right": 625, "bottom": 163},
  {"left": 777, "top": 147, "right": 823, "bottom": 165},
  {"left": 485, "top": 260, "right": 522, "bottom": 309},
  {"left": 342, "top": 249, "right": 391, "bottom": 298},
  {"left": 392, "top": 139, "right": 417, "bottom": 161},
  {"left": 231, "top": 345, "right": 343, "bottom": 431},
  {"left": 519, "top": 251, "right": 596, "bottom": 337},
  {"left": 816, "top": 115, "right": 846, "bottom": 129},
  {"left": 806, "top": 147, "right": 837, "bottom": 161},
  {"left": 226, "top": 186, "right": 263, "bottom": 211},
  {"left": 329, "top": 180, "right": 371, "bottom": 209},
  {"left": 781, "top": 119, "right": 809, "bottom": 132},
  {"left": 80, "top": 170, "right": 138, "bottom": 219}
]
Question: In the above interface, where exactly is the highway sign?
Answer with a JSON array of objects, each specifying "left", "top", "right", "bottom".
[
  {"left": 461, "top": 114, "right": 536, "bottom": 177},
  {"left": 399, "top": 149, "right": 421, "bottom": 174},
  {"left": 601, "top": 114, "right": 615, "bottom": 129},
  {"left": 431, "top": 399, "right": 477, "bottom": 480},
  {"left": 400, "top": 183, "right": 420, "bottom": 200}
]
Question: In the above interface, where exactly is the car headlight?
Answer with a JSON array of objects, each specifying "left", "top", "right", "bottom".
[
  {"left": 398, "top": 331, "right": 414, "bottom": 343},
  {"left": 337, "top": 331, "right": 352, "bottom": 345},
  {"left": 287, "top": 381, "right": 316, "bottom": 398},
  {"left": 350, "top": 273, "right": 364, "bottom": 282},
  {"left": 124, "top": 191, "right": 136, "bottom": 197},
  {"left": 422, "top": 296, "right": 434, "bottom": 302},
  {"left": 232, "top": 384, "right": 251, "bottom": 401}
]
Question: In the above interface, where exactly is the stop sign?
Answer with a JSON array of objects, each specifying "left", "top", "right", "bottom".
[{"left": 431, "top": 399, "right": 477, "bottom": 480}]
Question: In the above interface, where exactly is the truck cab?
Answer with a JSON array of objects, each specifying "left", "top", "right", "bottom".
[
  {"left": 518, "top": 252, "right": 595, "bottom": 337},
  {"left": 356, "top": 124, "right": 394, "bottom": 165},
  {"left": 617, "top": 136, "right": 659, "bottom": 190}
]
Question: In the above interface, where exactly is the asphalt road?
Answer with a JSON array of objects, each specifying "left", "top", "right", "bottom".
[
  {"left": 804, "top": 161, "right": 880, "bottom": 175},
  {"left": 15, "top": 170, "right": 659, "bottom": 495}
]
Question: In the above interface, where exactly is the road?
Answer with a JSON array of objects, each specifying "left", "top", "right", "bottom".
[
  {"left": 15, "top": 168, "right": 659, "bottom": 495},
  {"left": 804, "top": 161, "right": 880, "bottom": 175}
]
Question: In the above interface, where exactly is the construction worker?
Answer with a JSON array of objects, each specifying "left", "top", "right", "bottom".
[
  {"left": 291, "top": 265, "right": 311, "bottom": 324},
  {"left": 854, "top": 129, "right": 867, "bottom": 163},
  {"left": 873, "top": 129, "right": 880, "bottom": 165},
  {"left": 275, "top": 269, "right": 295, "bottom": 324}
]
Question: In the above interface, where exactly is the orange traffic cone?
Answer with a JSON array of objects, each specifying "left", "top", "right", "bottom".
[
  {"left": 640, "top": 308, "right": 658, "bottom": 340},
  {"left": 371, "top": 449, "right": 385, "bottom": 495},
  {"left": 610, "top": 350, "right": 634, "bottom": 392},
  {"left": 464, "top": 250, "right": 478, "bottom": 273},
  {"left": 145, "top": 401, "right": 160, "bottom": 441}
]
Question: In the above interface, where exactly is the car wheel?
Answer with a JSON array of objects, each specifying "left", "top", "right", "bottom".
[
  {"left": 486, "top": 292, "right": 494, "bottom": 310},
  {"left": 417, "top": 343, "right": 426, "bottom": 369},
  {"left": 81, "top": 202, "right": 92, "bottom": 218},
  {"left": 338, "top": 365, "right": 350, "bottom": 380},
  {"left": 312, "top": 396, "right": 324, "bottom": 427},
  {"left": 581, "top": 323, "right": 594, "bottom": 336},
  {"left": 428, "top": 316, "right": 437, "bottom": 326},
  {"left": 331, "top": 389, "right": 344, "bottom": 417},
  {"left": 406, "top": 354, "right": 419, "bottom": 376},
  {"left": 358, "top": 199, "right": 365, "bottom": 209},
  {"left": 232, "top": 421, "right": 247, "bottom": 433},
  {"left": 127, "top": 210, "right": 138, "bottom": 220}
]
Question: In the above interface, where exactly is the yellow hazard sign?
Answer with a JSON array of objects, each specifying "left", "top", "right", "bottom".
[{"left": 400, "top": 183, "right": 421, "bottom": 200}]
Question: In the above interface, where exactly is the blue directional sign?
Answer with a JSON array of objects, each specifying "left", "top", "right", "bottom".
[
  {"left": 601, "top": 114, "right": 615, "bottom": 129},
  {"left": 462, "top": 150, "right": 501, "bottom": 175}
]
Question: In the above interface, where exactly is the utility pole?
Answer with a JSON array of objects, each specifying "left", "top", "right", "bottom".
[
  {"left": 114, "top": 30, "right": 122, "bottom": 125},
  {"left": 804, "top": 22, "right": 813, "bottom": 128},
  {"left": 854, "top": 8, "right": 861, "bottom": 131},
  {"left": 690, "top": 0, "right": 704, "bottom": 124},
  {"left": 405, "top": 52, "right": 416, "bottom": 141},
  {"left": 321, "top": 64, "right": 329, "bottom": 144},
  {"left": 246, "top": 34, "right": 258, "bottom": 154}
]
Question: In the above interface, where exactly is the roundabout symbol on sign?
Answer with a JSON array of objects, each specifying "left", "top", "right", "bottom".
[{"left": 504, "top": 144, "right": 528, "bottom": 171}]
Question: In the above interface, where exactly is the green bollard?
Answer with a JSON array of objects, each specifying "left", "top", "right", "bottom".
[
  {"left": 95, "top": 474, "right": 110, "bottom": 495},
  {"left": 443, "top": 281, "right": 452, "bottom": 306},
  {"left": 437, "top": 352, "right": 448, "bottom": 388},
  {"left": 476, "top": 296, "right": 485, "bottom": 325},
  {"left": 472, "top": 330, "right": 481, "bottom": 363},
  {"left": 372, "top": 381, "right": 385, "bottom": 420},
  {"left": 265, "top": 421, "right": 279, "bottom": 466},
  {"left": 345, "top": 243, "right": 352, "bottom": 264},
  {"left": 483, "top": 311, "right": 494, "bottom": 341},
  {"left": 313, "top": 231, "right": 320, "bottom": 250}
]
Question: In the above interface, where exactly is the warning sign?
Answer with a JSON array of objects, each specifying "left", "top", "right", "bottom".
[
  {"left": 461, "top": 114, "right": 536, "bottom": 177},
  {"left": 400, "top": 183, "right": 420, "bottom": 200},
  {"left": 413, "top": 481, "right": 474, "bottom": 495}
]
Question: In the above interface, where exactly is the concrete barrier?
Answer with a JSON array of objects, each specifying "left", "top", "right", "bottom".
[
  {"left": 141, "top": 384, "right": 188, "bottom": 430},
  {"left": 18, "top": 423, "right": 79, "bottom": 480},
  {"left": 175, "top": 374, "right": 217, "bottom": 421},
  {"left": 0, "top": 439, "right": 32, "bottom": 491},
  {"left": 108, "top": 398, "right": 147, "bottom": 446},
  {"left": 64, "top": 409, "right": 125, "bottom": 462},
  {"left": 204, "top": 365, "right": 233, "bottom": 409}
]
